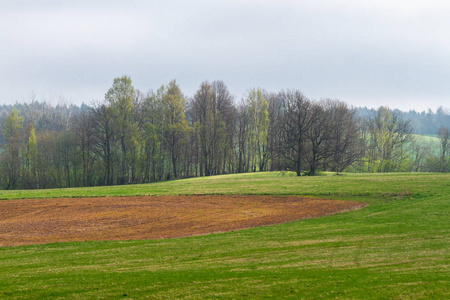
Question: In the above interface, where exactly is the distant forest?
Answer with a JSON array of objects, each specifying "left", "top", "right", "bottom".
[
  {"left": 0, "top": 77, "right": 449, "bottom": 190},
  {"left": 356, "top": 106, "right": 450, "bottom": 136}
]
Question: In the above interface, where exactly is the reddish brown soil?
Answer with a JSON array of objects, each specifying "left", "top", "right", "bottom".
[{"left": 0, "top": 195, "right": 365, "bottom": 247}]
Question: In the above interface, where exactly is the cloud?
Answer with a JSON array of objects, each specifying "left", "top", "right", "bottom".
[{"left": 0, "top": 0, "right": 449, "bottom": 111}]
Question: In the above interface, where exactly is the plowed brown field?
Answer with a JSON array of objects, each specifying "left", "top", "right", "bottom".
[{"left": 0, "top": 195, "right": 365, "bottom": 247}]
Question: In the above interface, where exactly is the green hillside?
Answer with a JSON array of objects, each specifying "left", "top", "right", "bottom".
[
  {"left": 0, "top": 172, "right": 449, "bottom": 299},
  {"left": 413, "top": 134, "right": 441, "bottom": 156}
]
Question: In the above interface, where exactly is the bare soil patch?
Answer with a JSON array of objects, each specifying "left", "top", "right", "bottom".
[{"left": 0, "top": 195, "right": 365, "bottom": 246}]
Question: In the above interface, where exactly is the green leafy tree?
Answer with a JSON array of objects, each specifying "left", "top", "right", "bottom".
[
  {"left": 3, "top": 108, "right": 24, "bottom": 139},
  {"left": 161, "top": 80, "right": 189, "bottom": 179},
  {"left": 191, "top": 82, "right": 228, "bottom": 176},
  {"left": 369, "top": 107, "right": 413, "bottom": 172},
  {"left": 245, "top": 89, "right": 269, "bottom": 171},
  {"left": 139, "top": 89, "right": 164, "bottom": 182},
  {"left": 105, "top": 76, "right": 137, "bottom": 184},
  {"left": 27, "top": 126, "right": 38, "bottom": 187}
]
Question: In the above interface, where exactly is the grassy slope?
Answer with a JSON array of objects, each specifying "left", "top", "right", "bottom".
[
  {"left": 0, "top": 172, "right": 449, "bottom": 299},
  {"left": 413, "top": 134, "right": 441, "bottom": 156}
]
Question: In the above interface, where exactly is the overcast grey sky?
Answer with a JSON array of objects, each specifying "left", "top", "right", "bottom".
[{"left": 1, "top": 0, "right": 449, "bottom": 112}]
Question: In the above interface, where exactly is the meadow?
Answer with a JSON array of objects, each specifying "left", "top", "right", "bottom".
[{"left": 0, "top": 172, "right": 449, "bottom": 299}]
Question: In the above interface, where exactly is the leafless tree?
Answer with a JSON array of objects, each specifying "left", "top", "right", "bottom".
[
  {"left": 438, "top": 126, "right": 449, "bottom": 172},
  {"left": 212, "top": 81, "right": 237, "bottom": 174},
  {"left": 265, "top": 91, "right": 284, "bottom": 171},
  {"left": 304, "top": 102, "right": 331, "bottom": 176},
  {"left": 237, "top": 99, "right": 250, "bottom": 173},
  {"left": 324, "top": 99, "right": 361, "bottom": 173},
  {"left": 91, "top": 104, "right": 116, "bottom": 185},
  {"left": 279, "top": 90, "right": 312, "bottom": 176},
  {"left": 72, "top": 111, "right": 97, "bottom": 186}
]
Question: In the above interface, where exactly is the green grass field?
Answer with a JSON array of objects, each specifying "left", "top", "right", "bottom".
[{"left": 0, "top": 172, "right": 449, "bottom": 299}]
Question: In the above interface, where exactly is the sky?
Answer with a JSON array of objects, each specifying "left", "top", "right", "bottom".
[{"left": 1, "top": 0, "right": 449, "bottom": 112}]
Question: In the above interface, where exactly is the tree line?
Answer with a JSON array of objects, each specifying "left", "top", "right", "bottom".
[{"left": 1, "top": 76, "right": 449, "bottom": 190}]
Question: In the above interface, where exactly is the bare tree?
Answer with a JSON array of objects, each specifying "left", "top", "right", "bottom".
[
  {"left": 54, "top": 130, "right": 78, "bottom": 188},
  {"left": 212, "top": 81, "right": 237, "bottom": 174},
  {"left": 1, "top": 108, "right": 24, "bottom": 189},
  {"left": 304, "top": 102, "right": 331, "bottom": 176},
  {"left": 265, "top": 91, "right": 284, "bottom": 171},
  {"left": 437, "top": 126, "right": 449, "bottom": 172},
  {"left": 410, "top": 137, "right": 432, "bottom": 172},
  {"left": 91, "top": 104, "right": 116, "bottom": 185},
  {"left": 324, "top": 100, "right": 361, "bottom": 173},
  {"left": 237, "top": 99, "right": 250, "bottom": 173},
  {"left": 280, "top": 90, "right": 312, "bottom": 176},
  {"left": 72, "top": 111, "right": 96, "bottom": 186},
  {"left": 191, "top": 82, "right": 216, "bottom": 176}
]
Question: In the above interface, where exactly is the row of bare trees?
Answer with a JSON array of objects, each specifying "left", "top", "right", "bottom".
[
  {"left": 264, "top": 91, "right": 361, "bottom": 176},
  {"left": 0, "top": 76, "right": 448, "bottom": 189}
]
